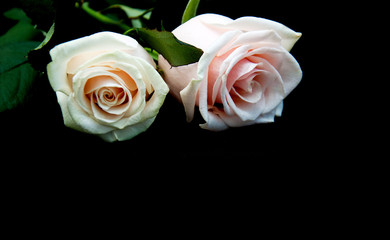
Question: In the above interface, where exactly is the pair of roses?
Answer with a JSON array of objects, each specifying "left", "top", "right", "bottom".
[{"left": 47, "top": 13, "right": 302, "bottom": 142}]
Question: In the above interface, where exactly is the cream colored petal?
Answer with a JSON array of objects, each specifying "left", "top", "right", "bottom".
[
  {"left": 90, "top": 93, "right": 125, "bottom": 123},
  {"left": 99, "top": 117, "right": 156, "bottom": 142},
  {"left": 113, "top": 56, "right": 168, "bottom": 121},
  {"left": 56, "top": 91, "right": 76, "bottom": 129},
  {"left": 47, "top": 32, "right": 153, "bottom": 94},
  {"left": 66, "top": 94, "right": 114, "bottom": 134},
  {"left": 138, "top": 74, "right": 169, "bottom": 120},
  {"left": 72, "top": 67, "right": 122, "bottom": 115},
  {"left": 50, "top": 32, "right": 146, "bottom": 63},
  {"left": 47, "top": 61, "right": 72, "bottom": 95}
]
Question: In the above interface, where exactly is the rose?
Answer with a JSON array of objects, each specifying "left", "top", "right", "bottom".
[
  {"left": 47, "top": 32, "right": 169, "bottom": 141},
  {"left": 158, "top": 14, "right": 302, "bottom": 130}
]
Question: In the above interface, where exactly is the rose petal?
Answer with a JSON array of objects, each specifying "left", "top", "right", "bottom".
[
  {"left": 84, "top": 75, "right": 122, "bottom": 94},
  {"left": 99, "top": 117, "right": 156, "bottom": 142},
  {"left": 66, "top": 94, "right": 114, "bottom": 134},
  {"left": 231, "top": 79, "right": 263, "bottom": 104},
  {"left": 172, "top": 14, "right": 233, "bottom": 51},
  {"left": 250, "top": 47, "right": 302, "bottom": 97},
  {"left": 48, "top": 32, "right": 154, "bottom": 95},
  {"left": 118, "top": 57, "right": 169, "bottom": 121},
  {"left": 72, "top": 67, "right": 129, "bottom": 116},
  {"left": 158, "top": 55, "right": 198, "bottom": 101},
  {"left": 195, "top": 31, "right": 242, "bottom": 125},
  {"left": 219, "top": 45, "right": 252, "bottom": 116},
  {"left": 275, "top": 101, "right": 283, "bottom": 117},
  {"left": 199, "top": 110, "right": 229, "bottom": 131},
  {"left": 229, "top": 30, "right": 282, "bottom": 48},
  {"left": 253, "top": 59, "right": 285, "bottom": 113},
  {"left": 220, "top": 16, "right": 302, "bottom": 51},
  {"left": 90, "top": 93, "right": 126, "bottom": 123}
]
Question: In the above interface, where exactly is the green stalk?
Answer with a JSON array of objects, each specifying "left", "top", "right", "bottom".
[
  {"left": 182, "top": 0, "right": 200, "bottom": 24},
  {"left": 81, "top": 2, "right": 130, "bottom": 31}
]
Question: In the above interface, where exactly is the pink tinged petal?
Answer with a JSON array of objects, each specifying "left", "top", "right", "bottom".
[
  {"left": 274, "top": 50, "right": 302, "bottom": 97},
  {"left": 180, "top": 78, "right": 202, "bottom": 122},
  {"left": 226, "top": 92, "right": 266, "bottom": 121},
  {"left": 218, "top": 30, "right": 282, "bottom": 56},
  {"left": 254, "top": 60, "right": 285, "bottom": 113},
  {"left": 220, "top": 16, "right": 302, "bottom": 51},
  {"left": 172, "top": 14, "right": 233, "bottom": 51},
  {"left": 225, "top": 70, "right": 268, "bottom": 121},
  {"left": 206, "top": 49, "right": 230, "bottom": 105},
  {"left": 178, "top": 30, "right": 240, "bottom": 123},
  {"left": 247, "top": 47, "right": 302, "bottom": 97},
  {"left": 218, "top": 45, "right": 252, "bottom": 116},
  {"left": 199, "top": 110, "right": 228, "bottom": 131},
  {"left": 254, "top": 111, "right": 278, "bottom": 123},
  {"left": 195, "top": 31, "right": 242, "bottom": 126},
  {"left": 208, "top": 47, "right": 254, "bottom": 104},
  {"left": 210, "top": 109, "right": 257, "bottom": 128},
  {"left": 275, "top": 102, "right": 283, "bottom": 117},
  {"left": 158, "top": 55, "right": 198, "bottom": 102},
  {"left": 220, "top": 57, "right": 285, "bottom": 122},
  {"left": 255, "top": 103, "right": 284, "bottom": 124},
  {"left": 232, "top": 30, "right": 282, "bottom": 46},
  {"left": 226, "top": 59, "right": 259, "bottom": 92},
  {"left": 231, "top": 79, "right": 263, "bottom": 104}
]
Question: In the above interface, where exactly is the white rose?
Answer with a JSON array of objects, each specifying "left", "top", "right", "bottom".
[
  {"left": 159, "top": 14, "right": 302, "bottom": 130},
  {"left": 47, "top": 32, "right": 169, "bottom": 141}
]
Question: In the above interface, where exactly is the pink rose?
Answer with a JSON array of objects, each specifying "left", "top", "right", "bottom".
[{"left": 159, "top": 14, "right": 302, "bottom": 130}]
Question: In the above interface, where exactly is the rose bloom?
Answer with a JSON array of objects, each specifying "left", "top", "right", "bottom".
[
  {"left": 159, "top": 14, "right": 302, "bottom": 131},
  {"left": 47, "top": 32, "right": 169, "bottom": 141}
]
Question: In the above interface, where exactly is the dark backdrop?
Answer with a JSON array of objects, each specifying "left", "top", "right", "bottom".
[{"left": 0, "top": 0, "right": 335, "bottom": 159}]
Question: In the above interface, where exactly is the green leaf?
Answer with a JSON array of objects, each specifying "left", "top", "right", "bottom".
[
  {"left": 182, "top": 0, "right": 200, "bottom": 24},
  {"left": 0, "top": 8, "right": 41, "bottom": 112},
  {"left": 0, "top": 41, "right": 40, "bottom": 112},
  {"left": 34, "top": 23, "right": 55, "bottom": 50},
  {"left": 16, "top": 0, "right": 56, "bottom": 31},
  {"left": 0, "top": 8, "right": 40, "bottom": 45},
  {"left": 128, "top": 28, "right": 203, "bottom": 67}
]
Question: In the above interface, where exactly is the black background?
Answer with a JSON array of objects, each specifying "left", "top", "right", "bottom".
[
  {"left": 0, "top": 0, "right": 346, "bottom": 160},
  {"left": 0, "top": 2, "right": 378, "bottom": 229}
]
